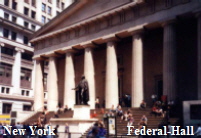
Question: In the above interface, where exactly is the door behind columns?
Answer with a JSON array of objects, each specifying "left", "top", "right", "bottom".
[{"left": 154, "top": 75, "right": 163, "bottom": 101}]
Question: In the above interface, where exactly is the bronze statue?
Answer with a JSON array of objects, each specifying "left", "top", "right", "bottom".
[{"left": 72, "top": 75, "right": 89, "bottom": 105}]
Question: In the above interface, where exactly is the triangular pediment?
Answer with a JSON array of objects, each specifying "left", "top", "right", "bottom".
[{"left": 32, "top": 0, "right": 132, "bottom": 39}]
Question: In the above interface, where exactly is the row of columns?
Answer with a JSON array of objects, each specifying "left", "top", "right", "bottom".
[{"left": 33, "top": 20, "right": 180, "bottom": 111}]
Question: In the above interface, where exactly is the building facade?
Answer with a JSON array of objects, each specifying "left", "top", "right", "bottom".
[
  {"left": 0, "top": 0, "right": 73, "bottom": 121},
  {"left": 31, "top": 0, "right": 201, "bottom": 112}
]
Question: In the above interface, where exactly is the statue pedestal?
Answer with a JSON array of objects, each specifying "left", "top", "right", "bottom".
[{"left": 73, "top": 105, "right": 90, "bottom": 119}]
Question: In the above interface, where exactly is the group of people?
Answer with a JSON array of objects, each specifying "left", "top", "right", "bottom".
[{"left": 54, "top": 105, "right": 71, "bottom": 118}]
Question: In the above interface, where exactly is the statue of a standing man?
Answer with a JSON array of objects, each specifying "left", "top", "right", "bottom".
[{"left": 72, "top": 75, "right": 89, "bottom": 105}]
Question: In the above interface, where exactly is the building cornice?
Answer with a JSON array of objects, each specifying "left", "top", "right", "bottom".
[
  {"left": 0, "top": 17, "right": 35, "bottom": 35},
  {"left": 30, "top": 1, "right": 141, "bottom": 43},
  {"left": 0, "top": 4, "right": 43, "bottom": 26}
]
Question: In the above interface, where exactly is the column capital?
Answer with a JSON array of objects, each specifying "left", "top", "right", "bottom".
[
  {"left": 80, "top": 41, "right": 96, "bottom": 48},
  {"left": 128, "top": 28, "right": 144, "bottom": 36},
  {"left": 101, "top": 34, "right": 120, "bottom": 43},
  {"left": 15, "top": 47, "right": 24, "bottom": 53},
  {"left": 161, "top": 18, "right": 177, "bottom": 27}
]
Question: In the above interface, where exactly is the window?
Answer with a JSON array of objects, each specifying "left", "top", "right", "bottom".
[
  {"left": 62, "top": 2, "right": 65, "bottom": 10},
  {"left": 21, "top": 68, "right": 32, "bottom": 88},
  {"left": 12, "top": 0, "right": 17, "bottom": 10},
  {"left": 42, "top": 3, "right": 46, "bottom": 12},
  {"left": 41, "top": 16, "right": 46, "bottom": 24},
  {"left": 6, "top": 88, "right": 10, "bottom": 94},
  {"left": 0, "top": 63, "right": 12, "bottom": 85},
  {"left": 12, "top": 16, "right": 17, "bottom": 23},
  {"left": 31, "top": 11, "right": 36, "bottom": 19},
  {"left": 24, "top": 21, "right": 29, "bottom": 28},
  {"left": 47, "top": 6, "right": 51, "bottom": 15},
  {"left": 23, "top": 36, "right": 28, "bottom": 44},
  {"left": 3, "top": 28, "right": 9, "bottom": 38},
  {"left": 57, "top": 0, "right": 60, "bottom": 8},
  {"left": 4, "top": 0, "right": 9, "bottom": 6},
  {"left": 44, "top": 73, "right": 48, "bottom": 91},
  {"left": 48, "top": 0, "right": 52, "bottom": 3},
  {"left": 31, "top": 24, "right": 36, "bottom": 31},
  {"left": 31, "top": 0, "right": 36, "bottom": 7},
  {"left": 26, "top": 91, "right": 29, "bottom": 96},
  {"left": 11, "top": 32, "right": 17, "bottom": 40},
  {"left": 3, "top": 103, "right": 12, "bottom": 114},
  {"left": 1, "top": 47, "right": 13, "bottom": 56},
  {"left": 24, "top": 0, "right": 29, "bottom": 4},
  {"left": 1, "top": 87, "right": 5, "bottom": 93},
  {"left": 4, "top": 13, "right": 9, "bottom": 20},
  {"left": 1, "top": 87, "right": 9, "bottom": 94},
  {"left": 23, "top": 105, "right": 31, "bottom": 111},
  {"left": 57, "top": 11, "right": 60, "bottom": 15},
  {"left": 21, "top": 90, "right": 25, "bottom": 95},
  {"left": 24, "top": 7, "right": 29, "bottom": 15},
  {"left": 22, "top": 53, "right": 32, "bottom": 61}
]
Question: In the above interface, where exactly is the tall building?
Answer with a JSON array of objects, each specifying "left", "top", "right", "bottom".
[{"left": 0, "top": 0, "right": 73, "bottom": 123}]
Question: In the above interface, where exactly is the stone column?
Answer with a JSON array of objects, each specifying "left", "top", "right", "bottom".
[
  {"left": 12, "top": 48, "right": 24, "bottom": 95},
  {"left": 84, "top": 46, "right": 95, "bottom": 109},
  {"left": 47, "top": 56, "right": 59, "bottom": 111},
  {"left": 34, "top": 59, "right": 44, "bottom": 111},
  {"left": 64, "top": 52, "right": 75, "bottom": 109},
  {"left": 131, "top": 31, "right": 144, "bottom": 107},
  {"left": 163, "top": 20, "right": 177, "bottom": 101},
  {"left": 197, "top": 14, "right": 201, "bottom": 99},
  {"left": 105, "top": 41, "right": 118, "bottom": 108}
]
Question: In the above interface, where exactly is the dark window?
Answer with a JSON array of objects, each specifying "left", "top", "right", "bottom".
[
  {"left": 57, "top": 0, "right": 60, "bottom": 8},
  {"left": 48, "top": 0, "right": 51, "bottom": 3},
  {"left": 61, "top": 2, "right": 65, "bottom": 10},
  {"left": 4, "top": 13, "right": 9, "bottom": 20},
  {"left": 1, "top": 87, "right": 5, "bottom": 93},
  {"left": 31, "top": 24, "right": 36, "bottom": 31},
  {"left": 0, "top": 63, "right": 12, "bottom": 85},
  {"left": 41, "top": 16, "right": 46, "bottom": 24},
  {"left": 23, "top": 36, "right": 28, "bottom": 44},
  {"left": 12, "top": 16, "right": 17, "bottom": 23},
  {"left": 24, "top": 21, "right": 29, "bottom": 28},
  {"left": 21, "top": 68, "right": 32, "bottom": 88},
  {"left": 3, "top": 28, "right": 9, "bottom": 38},
  {"left": 12, "top": 0, "right": 17, "bottom": 10},
  {"left": 47, "top": 6, "right": 51, "bottom": 15},
  {"left": 4, "top": 0, "right": 9, "bottom": 6},
  {"left": 3, "top": 103, "right": 12, "bottom": 114},
  {"left": 31, "top": 0, "right": 36, "bottom": 7},
  {"left": 1, "top": 47, "right": 14, "bottom": 56},
  {"left": 24, "top": 0, "right": 29, "bottom": 4},
  {"left": 44, "top": 73, "right": 48, "bottom": 91},
  {"left": 56, "top": 11, "right": 60, "bottom": 15},
  {"left": 11, "top": 31, "right": 17, "bottom": 40},
  {"left": 22, "top": 53, "right": 32, "bottom": 61},
  {"left": 6, "top": 88, "right": 10, "bottom": 94},
  {"left": 24, "top": 7, "right": 29, "bottom": 15},
  {"left": 21, "top": 90, "right": 25, "bottom": 95},
  {"left": 26, "top": 91, "right": 29, "bottom": 96},
  {"left": 31, "top": 11, "right": 36, "bottom": 19},
  {"left": 42, "top": 3, "right": 46, "bottom": 12},
  {"left": 23, "top": 105, "right": 31, "bottom": 111}
]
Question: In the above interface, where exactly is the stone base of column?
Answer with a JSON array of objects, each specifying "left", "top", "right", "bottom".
[{"left": 73, "top": 105, "right": 90, "bottom": 119}]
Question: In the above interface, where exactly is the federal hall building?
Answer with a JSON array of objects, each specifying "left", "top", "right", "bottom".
[{"left": 30, "top": 0, "right": 201, "bottom": 112}]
